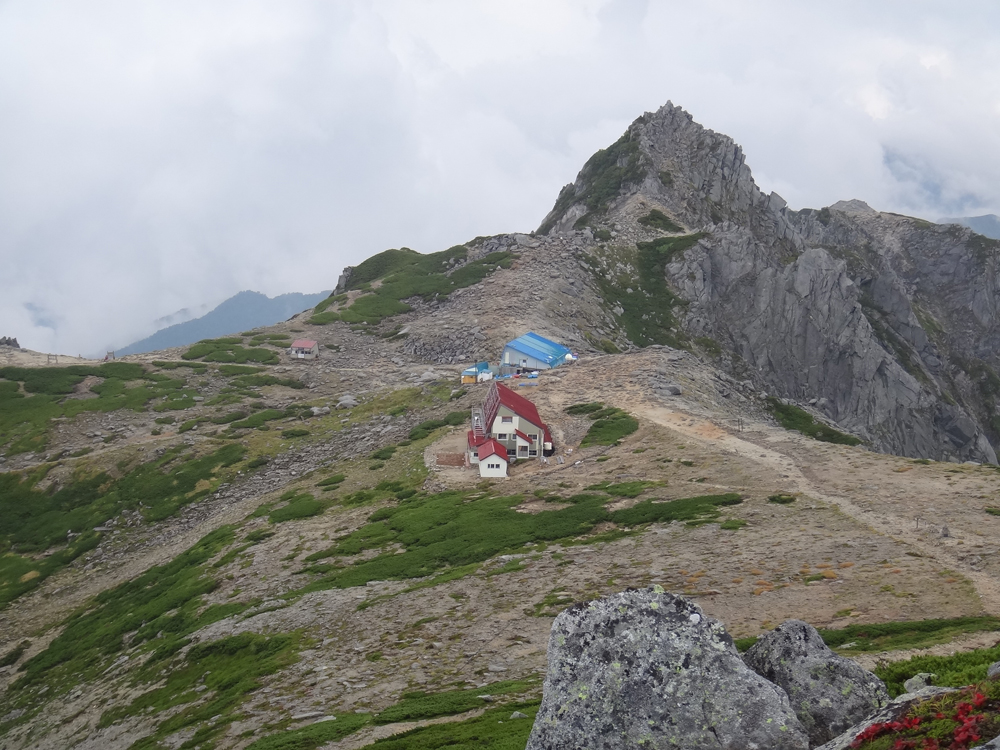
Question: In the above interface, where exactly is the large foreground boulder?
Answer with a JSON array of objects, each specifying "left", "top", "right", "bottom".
[
  {"left": 743, "top": 620, "right": 890, "bottom": 746},
  {"left": 525, "top": 587, "right": 809, "bottom": 750}
]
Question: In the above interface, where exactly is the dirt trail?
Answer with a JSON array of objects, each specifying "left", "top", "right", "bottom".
[{"left": 622, "top": 394, "right": 1000, "bottom": 617}]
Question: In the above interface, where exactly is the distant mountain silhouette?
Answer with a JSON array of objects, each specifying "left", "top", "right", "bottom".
[
  {"left": 939, "top": 214, "right": 1000, "bottom": 240},
  {"left": 117, "top": 290, "right": 330, "bottom": 355}
]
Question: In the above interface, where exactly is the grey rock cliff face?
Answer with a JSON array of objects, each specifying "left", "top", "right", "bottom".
[
  {"left": 526, "top": 588, "right": 809, "bottom": 750},
  {"left": 538, "top": 101, "right": 1000, "bottom": 462},
  {"left": 743, "top": 620, "right": 889, "bottom": 747}
]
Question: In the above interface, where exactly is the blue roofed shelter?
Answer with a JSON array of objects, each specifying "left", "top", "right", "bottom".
[
  {"left": 501, "top": 332, "right": 574, "bottom": 371},
  {"left": 462, "top": 361, "right": 497, "bottom": 384}
]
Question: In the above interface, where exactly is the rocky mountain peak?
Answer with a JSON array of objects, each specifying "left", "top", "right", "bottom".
[
  {"left": 538, "top": 101, "right": 799, "bottom": 249},
  {"left": 531, "top": 101, "right": 1000, "bottom": 463},
  {"left": 829, "top": 199, "right": 877, "bottom": 215}
]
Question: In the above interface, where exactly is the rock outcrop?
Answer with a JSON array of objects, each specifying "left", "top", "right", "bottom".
[
  {"left": 0, "top": 337, "right": 19, "bottom": 348},
  {"left": 537, "top": 101, "right": 1000, "bottom": 462},
  {"left": 526, "top": 588, "right": 809, "bottom": 750},
  {"left": 743, "top": 619, "right": 890, "bottom": 746}
]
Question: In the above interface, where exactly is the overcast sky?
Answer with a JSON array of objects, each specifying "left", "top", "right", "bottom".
[{"left": 3, "top": 1, "right": 1000, "bottom": 356}]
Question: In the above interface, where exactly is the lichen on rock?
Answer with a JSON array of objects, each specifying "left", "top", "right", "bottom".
[
  {"left": 525, "top": 587, "right": 809, "bottom": 750},
  {"left": 743, "top": 619, "right": 890, "bottom": 746}
]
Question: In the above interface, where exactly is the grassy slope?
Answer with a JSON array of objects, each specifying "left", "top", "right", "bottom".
[
  {"left": 1, "top": 322, "right": 994, "bottom": 749},
  {"left": 307, "top": 245, "right": 513, "bottom": 328}
]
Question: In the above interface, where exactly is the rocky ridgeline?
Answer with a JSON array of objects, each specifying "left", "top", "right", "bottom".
[
  {"left": 526, "top": 588, "right": 997, "bottom": 750},
  {"left": 390, "top": 231, "right": 626, "bottom": 364},
  {"left": 536, "top": 101, "right": 1000, "bottom": 463},
  {"left": 0, "top": 336, "right": 19, "bottom": 348}
]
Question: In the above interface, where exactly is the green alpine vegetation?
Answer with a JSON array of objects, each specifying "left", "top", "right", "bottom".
[
  {"left": 539, "top": 129, "right": 646, "bottom": 234},
  {"left": 584, "top": 233, "right": 705, "bottom": 349},
  {"left": 566, "top": 402, "right": 640, "bottom": 446},
  {"left": 368, "top": 700, "right": 541, "bottom": 749},
  {"left": 244, "top": 679, "right": 541, "bottom": 750},
  {"left": 308, "top": 245, "right": 513, "bottom": 327},
  {"left": 875, "top": 643, "right": 1000, "bottom": 697},
  {"left": 766, "top": 397, "right": 863, "bottom": 445},
  {"left": 245, "top": 714, "right": 372, "bottom": 750},
  {"left": 407, "top": 411, "right": 468, "bottom": 440},
  {"left": 1, "top": 527, "right": 265, "bottom": 727},
  {"left": 373, "top": 678, "right": 539, "bottom": 725},
  {"left": 0, "top": 443, "right": 245, "bottom": 604},
  {"left": 0, "top": 361, "right": 198, "bottom": 454},
  {"left": 266, "top": 490, "right": 326, "bottom": 523},
  {"left": 637, "top": 208, "right": 683, "bottom": 233},
  {"left": 99, "top": 632, "right": 300, "bottom": 750},
  {"left": 734, "top": 616, "right": 1000, "bottom": 663},
  {"left": 300, "top": 488, "right": 742, "bottom": 592},
  {"left": 182, "top": 337, "right": 280, "bottom": 365}
]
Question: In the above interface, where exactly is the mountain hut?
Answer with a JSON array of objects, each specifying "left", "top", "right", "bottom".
[
  {"left": 289, "top": 339, "right": 319, "bottom": 360},
  {"left": 501, "top": 332, "right": 574, "bottom": 373}
]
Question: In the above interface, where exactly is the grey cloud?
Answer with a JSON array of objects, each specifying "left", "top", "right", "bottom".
[{"left": 2, "top": 0, "right": 1000, "bottom": 355}]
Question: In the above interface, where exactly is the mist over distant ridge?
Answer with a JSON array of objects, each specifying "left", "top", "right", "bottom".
[
  {"left": 116, "top": 290, "right": 330, "bottom": 356},
  {"left": 939, "top": 214, "right": 1000, "bottom": 240}
]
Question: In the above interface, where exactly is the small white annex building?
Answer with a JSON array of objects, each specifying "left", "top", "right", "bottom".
[
  {"left": 476, "top": 439, "right": 509, "bottom": 477},
  {"left": 289, "top": 339, "right": 319, "bottom": 360}
]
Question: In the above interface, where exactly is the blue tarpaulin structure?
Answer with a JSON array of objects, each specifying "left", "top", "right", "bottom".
[{"left": 502, "top": 332, "right": 574, "bottom": 370}]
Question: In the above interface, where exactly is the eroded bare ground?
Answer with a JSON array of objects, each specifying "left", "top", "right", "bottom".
[{"left": 6, "top": 347, "right": 1000, "bottom": 749}]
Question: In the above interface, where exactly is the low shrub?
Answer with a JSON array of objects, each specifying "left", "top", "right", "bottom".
[
  {"left": 407, "top": 411, "right": 467, "bottom": 441},
  {"left": 0, "top": 640, "right": 29, "bottom": 667},
  {"left": 317, "top": 474, "right": 346, "bottom": 487},
  {"left": 825, "top": 617, "right": 1000, "bottom": 658},
  {"left": 97, "top": 631, "right": 299, "bottom": 748},
  {"left": 368, "top": 700, "right": 540, "bottom": 749},
  {"left": 565, "top": 402, "right": 604, "bottom": 415},
  {"left": 582, "top": 409, "right": 638, "bottom": 446},
  {"left": 374, "top": 679, "right": 537, "bottom": 725},
  {"left": 847, "top": 682, "right": 1000, "bottom": 749},
  {"left": 229, "top": 409, "right": 286, "bottom": 430},
  {"left": 218, "top": 364, "right": 264, "bottom": 376},
  {"left": 768, "top": 494, "right": 796, "bottom": 504},
  {"left": 637, "top": 208, "right": 683, "bottom": 233},
  {"left": 245, "top": 714, "right": 371, "bottom": 750},
  {"left": 269, "top": 494, "right": 324, "bottom": 523},
  {"left": 281, "top": 428, "right": 310, "bottom": 439},
  {"left": 181, "top": 338, "right": 279, "bottom": 365},
  {"left": 610, "top": 493, "right": 742, "bottom": 526},
  {"left": 585, "top": 481, "right": 654, "bottom": 498},
  {"left": 565, "top": 401, "right": 639, "bottom": 446},
  {"left": 300, "top": 490, "right": 740, "bottom": 592},
  {"left": 766, "top": 398, "right": 862, "bottom": 446}
]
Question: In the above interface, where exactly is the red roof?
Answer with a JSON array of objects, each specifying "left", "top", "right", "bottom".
[
  {"left": 291, "top": 339, "right": 318, "bottom": 349},
  {"left": 468, "top": 430, "right": 489, "bottom": 448},
  {"left": 478, "top": 439, "right": 508, "bottom": 462},
  {"left": 493, "top": 383, "right": 545, "bottom": 430},
  {"left": 514, "top": 429, "right": 533, "bottom": 444}
]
